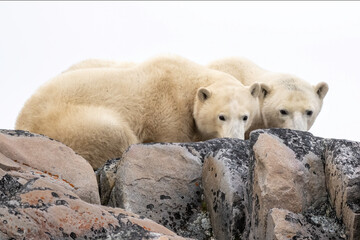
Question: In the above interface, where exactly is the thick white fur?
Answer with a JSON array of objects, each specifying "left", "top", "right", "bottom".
[
  {"left": 65, "top": 59, "right": 137, "bottom": 72},
  {"left": 208, "top": 57, "right": 329, "bottom": 136},
  {"left": 16, "top": 55, "right": 260, "bottom": 169}
]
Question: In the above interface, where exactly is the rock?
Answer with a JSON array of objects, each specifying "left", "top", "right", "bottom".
[
  {"left": 98, "top": 129, "right": 358, "bottom": 239},
  {"left": 106, "top": 143, "right": 205, "bottom": 238},
  {"left": 3, "top": 128, "right": 358, "bottom": 239},
  {"left": 325, "top": 138, "right": 360, "bottom": 240},
  {"left": 96, "top": 157, "right": 121, "bottom": 205},
  {"left": 100, "top": 138, "right": 258, "bottom": 239},
  {"left": 266, "top": 208, "right": 345, "bottom": 239},
  {"left": 0, "top": 129, "right": 100, "bottom": 204},
  {"left": 0, "top": 172, "right": 188, "bottom": 239},
  {"left": 202, "top": 139, "right": 250, "bottom": 240},
  {"left": 249, "top": 129, "right": 327, "bottom": 240}
]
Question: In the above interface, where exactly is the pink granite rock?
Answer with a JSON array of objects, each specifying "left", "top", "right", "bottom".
[
  {"left": 0, "top": 130, "right": 100, "bottom": 204},
  {"left": 0, "top": 167, "right": 188, "bottom": 239},
  {"left": 250, "top": 131, "right": 327, "bottom": 240}
]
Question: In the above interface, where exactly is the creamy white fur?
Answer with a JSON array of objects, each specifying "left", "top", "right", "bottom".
[
  {"left": 208, "top": 57, "right": 329, "bottom": 137},
  {"left": 65, "top": 59, "right": 137, "bottom": 72},
  {"left": 16, "top": 55, "right": 260, "bottom": 169}
]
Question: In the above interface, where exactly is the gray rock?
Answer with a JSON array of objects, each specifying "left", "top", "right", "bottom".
[
  {"left": 101, "top": 138, "right": 256, "bottom": 239},
  {"left": 107, "top": 143, "right": 205, "bottom": 238},
  {"left": 325, "top": 138, "right": 360, "bottom": 240},
  {"left": 99, "top": 129, "right": 358, "bottom": 239},
  {"left": 4, "top": 127, "right": 358, "bottom": 239},
  {"left": 266, "top": 208, "right": 345, "bottom": 239},
  {"left": 202, "top": 139, "right": 250, "bottom": 240},
  {"left": 96, "top": 157, "right": 121, "bottom": 205}
]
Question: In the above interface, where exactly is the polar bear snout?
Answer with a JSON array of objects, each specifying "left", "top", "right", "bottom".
[
  {"left": 282, "top": 111, "right": 310, "bottom": 131},
  {"left": 217, "top": 118, "right": 247, "bottom": 140},
  {"left": 291, "top": 112, "right": 308, "bottom": 131}
]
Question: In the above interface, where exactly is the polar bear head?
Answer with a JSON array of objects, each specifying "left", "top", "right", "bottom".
[
  {"left": 259, "top": 73, "right": 329, "bottom": 131},
  {"left": 193, "top": 82, "right": 260, "bottom": 140}
]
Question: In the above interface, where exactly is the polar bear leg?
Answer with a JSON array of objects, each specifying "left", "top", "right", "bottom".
[{"left": 46, "top": 105, "right": 139, "bottom": 169}]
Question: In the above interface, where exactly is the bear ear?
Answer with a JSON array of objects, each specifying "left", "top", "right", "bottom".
[
  {"left": 314, "top": 82, "right": 329, "bottom": 99},
  {"left": 197, "top": 87, "right": 212, "bottom": 102},
  {"left": 249, "top": 83, "right": 260, "bottom": 98},
  {"left": 259, "top": 83, "right": 271, "bottom": 99}
]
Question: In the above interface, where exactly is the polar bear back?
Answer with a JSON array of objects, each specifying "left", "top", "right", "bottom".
[
  {"left": 208, "top": 57, "right": 267, "bottom": 86},
  {"left": 16, "top": 55, "right": 260, "bottom": 169}
]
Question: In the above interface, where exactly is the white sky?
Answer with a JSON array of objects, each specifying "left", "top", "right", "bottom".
[{"left": 0, "top": 1, "right": 359, "bottom": 141}]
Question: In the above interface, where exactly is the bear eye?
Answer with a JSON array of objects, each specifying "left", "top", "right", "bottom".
[
  {"left": 243, "top": 115, "right": 248, "bottom": 121},
  {"left": 306, "top": 110, "right": 313, "bottom": 116},
  {"left": 218, "top": 115, "right": 226, "bottom": 121},
  {"left": 280, "top": 109, "right": 288, "bottom": 116}
]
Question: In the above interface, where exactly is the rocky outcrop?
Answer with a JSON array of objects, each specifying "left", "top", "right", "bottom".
[
  {"left": 201, "top": 139, "right": 250, "bottom": 240},
  {"left": 1, "top": 128, "right": 359, "bottom": 239},
  {"left": 99, "top": 129, "right": 358, "bottom": 240},
  {"left": 0, "top": 130, "right": 187, "bottom": 239},
  {"left": 325, "top": 139, "right": 360, "bottom": 240},
  {"left": 97, "top": 143, "right": 211, "bottom": 239},
  {"left": 266, "top": 208, "right": 345, "bottom": 239},
  {"left": 0, "top": 130, "right": 100, "bottom": 204},
  {"left": 248, "top": 129, "right": 346, "bottom": 240},
  {"left": 0, "top": 173, "right": 186, "bottom": 239},
  {"left": 110, "top": 144, "right": 206, "bottom": 238}
]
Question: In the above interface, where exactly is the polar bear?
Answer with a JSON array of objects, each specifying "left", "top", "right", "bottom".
[
  {"left": 65, "top": 59, "right": 136, "bottom": 72},
  {"left": 16, "top": 56, "right": 260, "bottom": 169},
  {"left": 208, "top": 57, "right": 329, "bottom": 136}
]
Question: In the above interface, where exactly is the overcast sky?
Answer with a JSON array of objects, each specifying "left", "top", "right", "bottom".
[{"left": 1, "top": 2, "right": 359, "bottom": 141}]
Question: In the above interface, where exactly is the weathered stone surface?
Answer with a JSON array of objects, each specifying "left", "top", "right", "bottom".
[
  {"left": 266, "top": 208, "right": 345, "bottom": 240},
  {"left": 249, "top": 129, "right": 328, "bottom": 240},
  {"left": 0, "top": 129, "right": 100, "bottom": 204},
  {"left": 202, "top": 139, "right": 250, "bottom": 240},
  {"left": 96, "top": 157, "right": 121, "bottom": 205},
  {"left": 5, "top": 128, "right": 357, "bottom": 239},
  {"left": 325, "top": 138, "right": 360, "bottom": 240},
  {"left": 107, "top": 143, "right": 206, "bottom": 238},
  {"left": 0, "top": 172, "right": 188, "bottom": 240}
]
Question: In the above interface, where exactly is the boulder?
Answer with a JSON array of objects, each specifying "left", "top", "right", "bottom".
[
  {"left": 101, "top": 143, "right": 208, "bottom": 239},
  {"left": 96, "top": 157, "right": 120, "bottom": 205},
  {"left": 98, "top": 129, "right": 359, "bottom": 239},
  {"left": 202, "top": 139, "right": 250, "bottom": 240},
  {"left": 249, "top": 129, "right": 327, "bottom": 239},
  {"left": 266, "top": 208, "right": 345, "bottom": 239},
  {"left": 0, "top": 129, "right": 100, "bottom": 204},
  {"left": 325, "top": 138, "right": 360, "bottom": 240},
  {"left": 2, "top": 128, "right": 359, "bottom": 240},
  {"left": 0, "top": 170, "right": 187, "bottom": 239}
]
